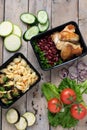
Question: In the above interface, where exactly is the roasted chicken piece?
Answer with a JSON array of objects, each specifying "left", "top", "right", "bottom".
[
  {"left": 54, "top": 41, "right": 65, "bottom": 50},
  {"left": 63, "top": 24, "right": 75, "bottom": 32},
  {"left": 59, "top": 31, "right": 79, "bottom": 43},
  {"left": 51, "top": 31, "right": 79, "bottom": 43},
  {"left": 54, "top": 40, "right": 83, "bottom": 60},
  {"left": 51, "top": 24, "right": 82, "bottom": 61},
  {"left": 61, "top": 42, "right": 82, "bottom": 60},
  {"left": 61, "top": 44, "right": 72, "bottom": 60}
]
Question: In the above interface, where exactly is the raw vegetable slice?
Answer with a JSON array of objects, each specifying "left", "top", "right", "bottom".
[
  {"left": 23, "top": 112, "right": 36, "bottom": 126},
  {"left": 20, "top": 13, "right": 36, "bottom": 25},
  {"left": 58, "top": 68, "right": 69, "bottom": 79},
  {"left": 13, "top": 24, "right": 22, "bottom": 37},
  {"left": 15, "top": 116, "right": 27, "bottom": 130},
  {"left": 38, "top": 20, "right": 49, "bottom": 32},
  {"left": 37, "top": 10, "right": 48, "bottom": 24},
  {"left": 4, "top": 34, "right": 21, "bottom": 52},
  {"left": 69, "top": 66, "right": 78, "bottom": 78},
  {"left": 6, "top": 108, "right": 20, "bottom": 124},
  {"left": 0, "top": 21, "right": 13, "bottom": 37},
  {"left": 23, "top": 26, "right": 39, "bottom": 41}
]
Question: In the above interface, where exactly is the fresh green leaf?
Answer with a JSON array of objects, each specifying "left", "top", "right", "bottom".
[
  {"left": 79, "top": 80, "right": 87, "bottom": 94},
  {"left": 42, "top": 83, "right": 59, "bottom": 101},
  {"left": 42, "top": 78, "right": 85, "bottom": 128},
  {"left": 48, "top": 106, "right": 78, "bottom": 128}
]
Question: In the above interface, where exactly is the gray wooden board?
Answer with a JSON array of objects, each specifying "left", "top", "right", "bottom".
[
  {"left": 0, "top": 0, "right": 87, "bottom": 130},
  {"left": 27, "top": 0, "right": 51, "bottom": 130},
  {"left": 0, "top": 0, "right": 4, "bottom": 130},
  {"left": 51, "top": 0, "right": 78, "bottom": 130},
  {"left": 2, "top": 0, "right": 28, "bottom": 130}
]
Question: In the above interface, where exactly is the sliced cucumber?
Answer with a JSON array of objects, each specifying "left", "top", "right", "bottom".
[
  {"left": 6, "top": 108, "right": 20, "bottom": 124},
  {"left": 13, "top": 24, "right": 22, "bottom": 37},
  {"left": 23, "top": 26, "right": 39, "bottom": 41},
  {"left": 38, "top": 20, "right": 49, "bottom": 32},
  {"left": 23, "top": 112, "right": 36, "bottom": 126},
  {"left": 20, "top": 13, "right": 36, "bottom": 25},
  {"left": 15, "top": 116, "right": 27, "bottom": 130},
  {"left": 37, "top": 10, "right": 48, "bottom": 24},
  {"left": 4, "top": 34, "right": 22, "bottom": 52},
  {"left": 0, "top": 21, "right": 13, "bottom": 37}
]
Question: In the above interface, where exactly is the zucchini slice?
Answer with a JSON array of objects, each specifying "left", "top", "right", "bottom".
[
  {"left": 23, "top": 112, "right": 36, "bottom": 126},
  {"left": 20, "top": 13, "right": 36, "bottom": 25},
  {"left": 13, "top": 24, "right": 22, "bottom": 37},
  {"left": 0, "top": 21, "right": 13, "bottom": 37},
  {"left": 37, "top": 10, "right": 48, "bottom": 24},
  {"left": 23, "top": 26, "right": 39, "bottom": 41},
  {"left": 6, "top": 108, "right": 20, "bottom": 124},
  {"left": 38, "top": 20, "right": 49, "bottom": 32},
  {"left": 15, "top": 116, "right": 27, "bottom": 130},
  {"left": 4, "top": 34, "right": 22, "bottom": 52}
]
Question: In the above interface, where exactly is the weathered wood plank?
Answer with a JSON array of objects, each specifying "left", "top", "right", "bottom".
[
  {"left": 27, "top": 0, "right": 51, "bottom": 130},
  {"left": 76, "top": 0, "right": 87, "bottom": 130},
  {"left": 0, "top": 0, "right": 4, "bottom": 130},
  {"left": 0, "top": 0, "right": 4, "bottom": 65},
  {"left": 51, "top": 0, "right": 78, "bottom": 130},
  {"left": 0, "top": 0, "right": 5, "bottom": 130},
  {"left": 2, "top": 0, "right": 28, "bottom": 130},
  {"left": 51, "top": 0, "right": 78, "bottom": 85}
]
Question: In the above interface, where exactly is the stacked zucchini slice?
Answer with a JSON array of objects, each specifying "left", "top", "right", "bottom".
[
  {"left": 6, "top": 108, "right": 36, "bottom": 130},
  {"left": 0, "top": 21, "right": 22, "bottom": 52}
]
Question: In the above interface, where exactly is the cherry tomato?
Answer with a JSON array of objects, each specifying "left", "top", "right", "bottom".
[
  {"left": 48, "top": 98, "right": 62, "bottom": 113},
  {"left": 70, "top": 104, "right": 87, "bottom": 120},
  {"left": 60, "top": 88, "right": 76, "bottom": 104}
]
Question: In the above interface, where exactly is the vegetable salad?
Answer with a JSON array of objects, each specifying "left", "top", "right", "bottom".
[{"left": 42, "top": 78, "right": 87, "bottom": 128}]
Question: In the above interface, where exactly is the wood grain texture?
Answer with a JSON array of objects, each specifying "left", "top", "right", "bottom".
[
  {"left": 0, "top": 0, "right": 87, "bottom": 130},
  {"left": 76, "top": 0, "right": 87, "bottom": 129},
  {"left": 2, "top": 0, "right": 28, "bottom": 130},
  {"left": 0, "top": 0, "right": 4, "bottom": 130},
  {"left": 27, "top": 0, "right": 51, "bottom": 130},
  {"left": 0, "top": 0, "right": 4, "bottom": 65},
  {"left": 51, "top": 0, "right": 78, "bottom": 130}
]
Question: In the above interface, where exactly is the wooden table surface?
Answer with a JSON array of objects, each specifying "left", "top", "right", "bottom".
[{"left": 0, "top": 0, "right": 87, "bottom": 130}]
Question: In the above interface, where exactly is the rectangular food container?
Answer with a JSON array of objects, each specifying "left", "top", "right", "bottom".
[
  {"left": 0, "top": 52, "right": 41, "bottom": 108},
  {"left": 30, "top": 21, "right": 87, "bottom": 71}
]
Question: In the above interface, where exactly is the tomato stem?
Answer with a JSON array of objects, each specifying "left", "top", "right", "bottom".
[{"left": 64, "top": 100, "right": 83, "bottom": 109}]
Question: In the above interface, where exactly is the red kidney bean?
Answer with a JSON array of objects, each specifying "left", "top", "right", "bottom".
[{"left": 37, "top": 35, "right": 60, "bottom": 66}]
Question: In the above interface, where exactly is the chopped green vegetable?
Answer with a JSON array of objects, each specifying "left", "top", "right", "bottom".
[
  {"left": 3, "top": 76, "right": 8, "bottom": 83},
  {"left": 33, "top": 41, "right": 51, "bottom": 69},
  {"left": 3, "top": 93, "right": 8, "bottom": 98},
  {"left": 1, "top": 98, "right": 13, "bottom": 105},
  {"left": 12, "top": 88, "right": 20, "bottom": 97},
  {"left": 0, "top": 87, "right": 5, "bottom": 91}
]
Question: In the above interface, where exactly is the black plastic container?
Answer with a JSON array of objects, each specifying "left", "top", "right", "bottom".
[
  {"left": 30, "top": 21, "right": 87, "bottom": 71},
  {"left": 0, "top": 53, "right": 41, "bottom": 108}
]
